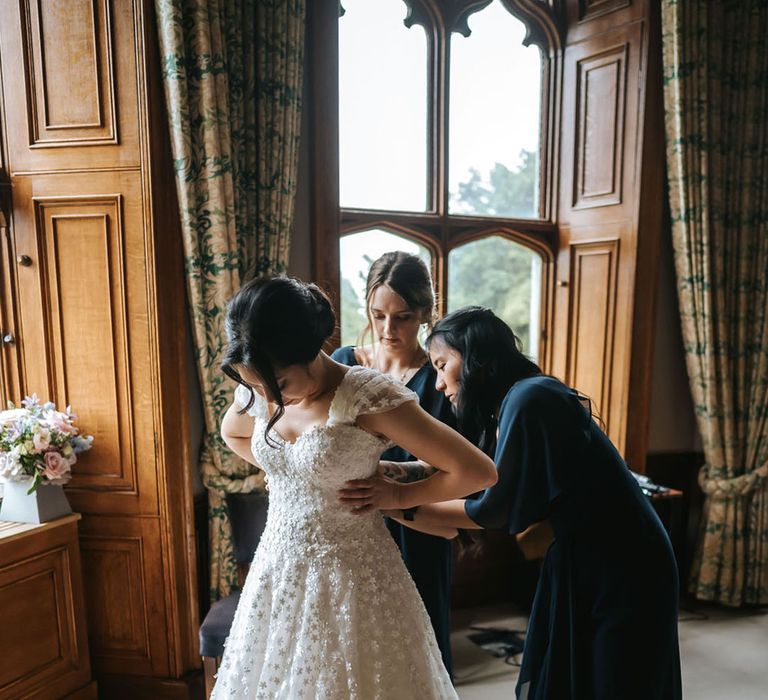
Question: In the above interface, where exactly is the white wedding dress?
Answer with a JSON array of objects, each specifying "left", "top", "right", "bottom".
[{"left": 211, "top": 366, "right": 457, "bottom": 700}]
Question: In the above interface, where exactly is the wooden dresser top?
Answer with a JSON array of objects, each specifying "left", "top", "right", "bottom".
[{"left": 0, "top": 513, "right": 81, "bottom": 544}]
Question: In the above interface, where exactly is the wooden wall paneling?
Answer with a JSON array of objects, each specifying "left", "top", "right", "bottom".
[
  {"left": 0, "top": 516, "right": 96, "bottom": 700},
  {"left": 623, "top": 0, "right": 664, "bottom": 471},
  {"left": 37, "top": 197, "right": 135, "bottom": 491},
  {"left": 141, "top": 0, "right": 200, "bottom": 673},
  {"left": 9, "top": 172, "right": 158, "bottom": 516},
  {"left": 565, "top": 237, "right": 619, "bottom": 426},
  {"left": 0, "top": 551, "right": 76, "bottom": 691},
  {"left": 572, "top": 43, "right": 627, "bottom": 210},
  {"left": 0, "top": 0, "right": 140, "bottom": 172},
  {"left": 566, "top": 0, "right": 645, "bottom": 41},
  {"left": 0, "top": 66, "right": 5, "bottom": 174},
  {"left": 554, "top": 0, "right": 660, "bottom": 464},
  {"left": 578, "top": 0, "right": 632, "bottom": 22},
  {"left": 309, "top": 0, "right": 340, "bottom": 300},
  {"left": 0, "top": 204, "right": 23, "bottom": 403},
  {"left": 78, "top": 515, "right": 169, "bottom": 677},
  {"left": 564, "top": 20, "right": 644, "bottom": 450},
  {"left": 94, "top": 672, "right": 204, "bottom": 700},
  {"left": 563, "top": 23, "right": 640, "bottom": 226},
  {"left": 0, "top": 77, "right": 22, "bottom": 404},
  {"left": 0, "top": 0, "right": 201, "bottom": 693},
  {"left": 24, "top": 0, "right": 116, "bottom": 145}
]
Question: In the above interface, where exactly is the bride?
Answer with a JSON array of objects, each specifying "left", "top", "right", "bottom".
[{"left": 212, "top": 275, "right": 496, "bottom": 699}]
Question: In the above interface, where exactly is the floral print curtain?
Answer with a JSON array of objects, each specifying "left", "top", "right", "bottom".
[
  {"left": 155, "top": 0, "right": 305, "bottom": 599},
  {"left": 662, "top": 0, "right": 768, "bottom": 605}
]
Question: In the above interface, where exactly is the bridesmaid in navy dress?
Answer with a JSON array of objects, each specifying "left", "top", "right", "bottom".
[
  {"left": 341, "top": 306, "right": 682, "bottom": 699},
  {"left": 332, "top": 251, "right": 456, "bottom": 676}
]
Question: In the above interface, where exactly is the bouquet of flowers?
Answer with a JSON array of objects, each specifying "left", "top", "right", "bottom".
[{"left": 0, "top": 395, "right": 93, "bottom": 494}]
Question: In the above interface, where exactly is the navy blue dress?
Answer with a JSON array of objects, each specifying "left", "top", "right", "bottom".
[
  {"left": 465, "top": 376, "right": 682, "bottom": 700},
  {"left": 332, "top": 346, "right": 456, "bottom": 676}
]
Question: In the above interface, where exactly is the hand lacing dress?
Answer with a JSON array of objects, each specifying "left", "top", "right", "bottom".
[{"left": 211, "top": 366, "right": 458, "bottom": 700}]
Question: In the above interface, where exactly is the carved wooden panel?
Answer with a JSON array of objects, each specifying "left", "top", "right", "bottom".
[
  {"left": 0, "top": 516, "right": 95, "bottom": 698},
  {"left": 81, "top": 537, "right": 150, "bottom": 659},
  {"left": 79, "top": 516, "right": 170, "bottom": 676},
  {"left": 0, "top": 0, "right": 139, "bottom": 171},
  {"left": 579, "top": 0, "right": 631, "bottom": 21},
  {"left": 573, "top": 44, "right": 627, "bottom": 209},
  {"left": 21, "top": 0, "right": 116, "bottom": 146},
  {"left": 33, "top": 196, "right": 136, "bottom": 491},
  {"left": 566, "top": 239, "right": 619, "bottom": 424},
  {"left": 554, "top": 18, "right": 649, "bottom": 460},
  {"left": 0, "top": 549, "right": 72, "bottom": 690},
  {"left": 1, "top": 0, "right": 200, "bottom": 693},
  {"left": 9, "top": 172, "right": 158, "bottom": 516},
  {"left": 0, "top": 544, "right": 92, "bottom": 698}
]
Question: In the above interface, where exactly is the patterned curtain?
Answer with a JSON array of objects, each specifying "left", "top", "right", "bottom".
[
  {"left": 662, "top": 0, "right": 768, "bottom": 606},
  {"left": 155, "top": 0, "right": 305, "bottom": 599}
]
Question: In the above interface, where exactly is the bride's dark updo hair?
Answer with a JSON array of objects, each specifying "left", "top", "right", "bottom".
[{"left": 222, "top": 275, "right": 335, "bottom": 444}]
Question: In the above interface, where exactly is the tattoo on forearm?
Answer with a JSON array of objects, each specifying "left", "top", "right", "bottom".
[{"left": 381, "top": 461, "right": 437, "bottom": 483}]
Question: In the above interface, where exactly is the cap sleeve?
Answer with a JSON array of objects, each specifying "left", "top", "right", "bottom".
[
  {"left": 233, "top": 383, "right": 265, "bottom": 418},
  {"left": 331, "top": 367, "right": 418, "bottom": 424},
  {"left": 357, "top": 372, "right": 419, "bottom": 416}
]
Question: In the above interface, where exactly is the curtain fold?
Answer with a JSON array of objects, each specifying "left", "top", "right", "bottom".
[
  {"left": 155, "top": 0, "right": 305, "bottom": 599},
  {"left": 662, "top": 0, "right": 768, "bottom": 605}
]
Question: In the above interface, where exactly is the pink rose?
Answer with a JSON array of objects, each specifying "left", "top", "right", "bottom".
[{"left": 43, "top": 451, "right": 72, "bottom": 481}]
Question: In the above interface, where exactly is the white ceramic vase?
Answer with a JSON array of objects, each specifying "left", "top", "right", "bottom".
[{"left": 0, "top": 479, "right": 72, "bottom": 524}]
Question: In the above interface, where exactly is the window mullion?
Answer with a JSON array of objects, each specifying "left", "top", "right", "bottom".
[{"left": 437, "top": 17, "right": 449, "bottom": 220}]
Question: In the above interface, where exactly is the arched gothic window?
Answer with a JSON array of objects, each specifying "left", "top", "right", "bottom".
[{"left": 318, "top": 0, "right": 563, "bottom": 364}]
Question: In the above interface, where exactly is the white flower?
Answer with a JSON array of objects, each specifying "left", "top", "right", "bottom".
[
  {"left": 0, "top": 408, "right": 26, "bottom": 426},
  {"left": 0, "top": 447, "right": 23, "bottom": 481},
  {"left": 33, "top": 426, "right": 51, "bottom": 452},
  {"left": 21, "top": 394, "right": 39, "bottom": 408},
  {"left": 0, "top": 454, "right": 12, "bottom": 481}
]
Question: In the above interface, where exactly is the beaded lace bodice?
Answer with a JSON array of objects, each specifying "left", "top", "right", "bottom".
[{"left": 236, "top": 366, "right": 418, "bottom": 559}]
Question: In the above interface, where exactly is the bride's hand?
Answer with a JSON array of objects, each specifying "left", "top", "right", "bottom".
[{"left": 337, "top": 476, "right": 401, "bottom": 515}]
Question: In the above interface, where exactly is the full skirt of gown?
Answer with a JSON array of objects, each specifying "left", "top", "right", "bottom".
[{"left": 211, "top": 367, "right": 457, "bottom": 699}]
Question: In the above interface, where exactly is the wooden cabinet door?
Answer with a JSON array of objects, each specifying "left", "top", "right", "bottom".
[
  {"left": 0, "top": 0, "right": 200, "bottom": 688},
  {"left": 0, "top": 0, "right": 160, "bottom": 514},
  {"left": 0, "top": 201, "right": 23, "bottom": 404},
  {"left": 0, "top": 0, "right": 141, "bottom": 173},
  {"left": 9, "top": 173, "right": 160, "bottom": 517},
  {"left": 553, "top": 0, "right": 663, "bottom": 469},
  {"left": 0, "top": 516, "right": 96, "bottom": 700}
]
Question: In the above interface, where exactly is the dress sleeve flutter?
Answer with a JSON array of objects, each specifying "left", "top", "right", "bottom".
[{"left": 464, "top": 377, "right": 591, "bottom": 534}]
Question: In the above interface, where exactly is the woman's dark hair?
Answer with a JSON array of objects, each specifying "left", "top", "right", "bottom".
[
  {"left": 361, "top": 251, "right": 436, "bottom": 345},
  {"left": 426, "top": 306, "right": 541, "bottom": 454},
  {"left": 221, "top": 275, "right": 335, "bottom": 446}
]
